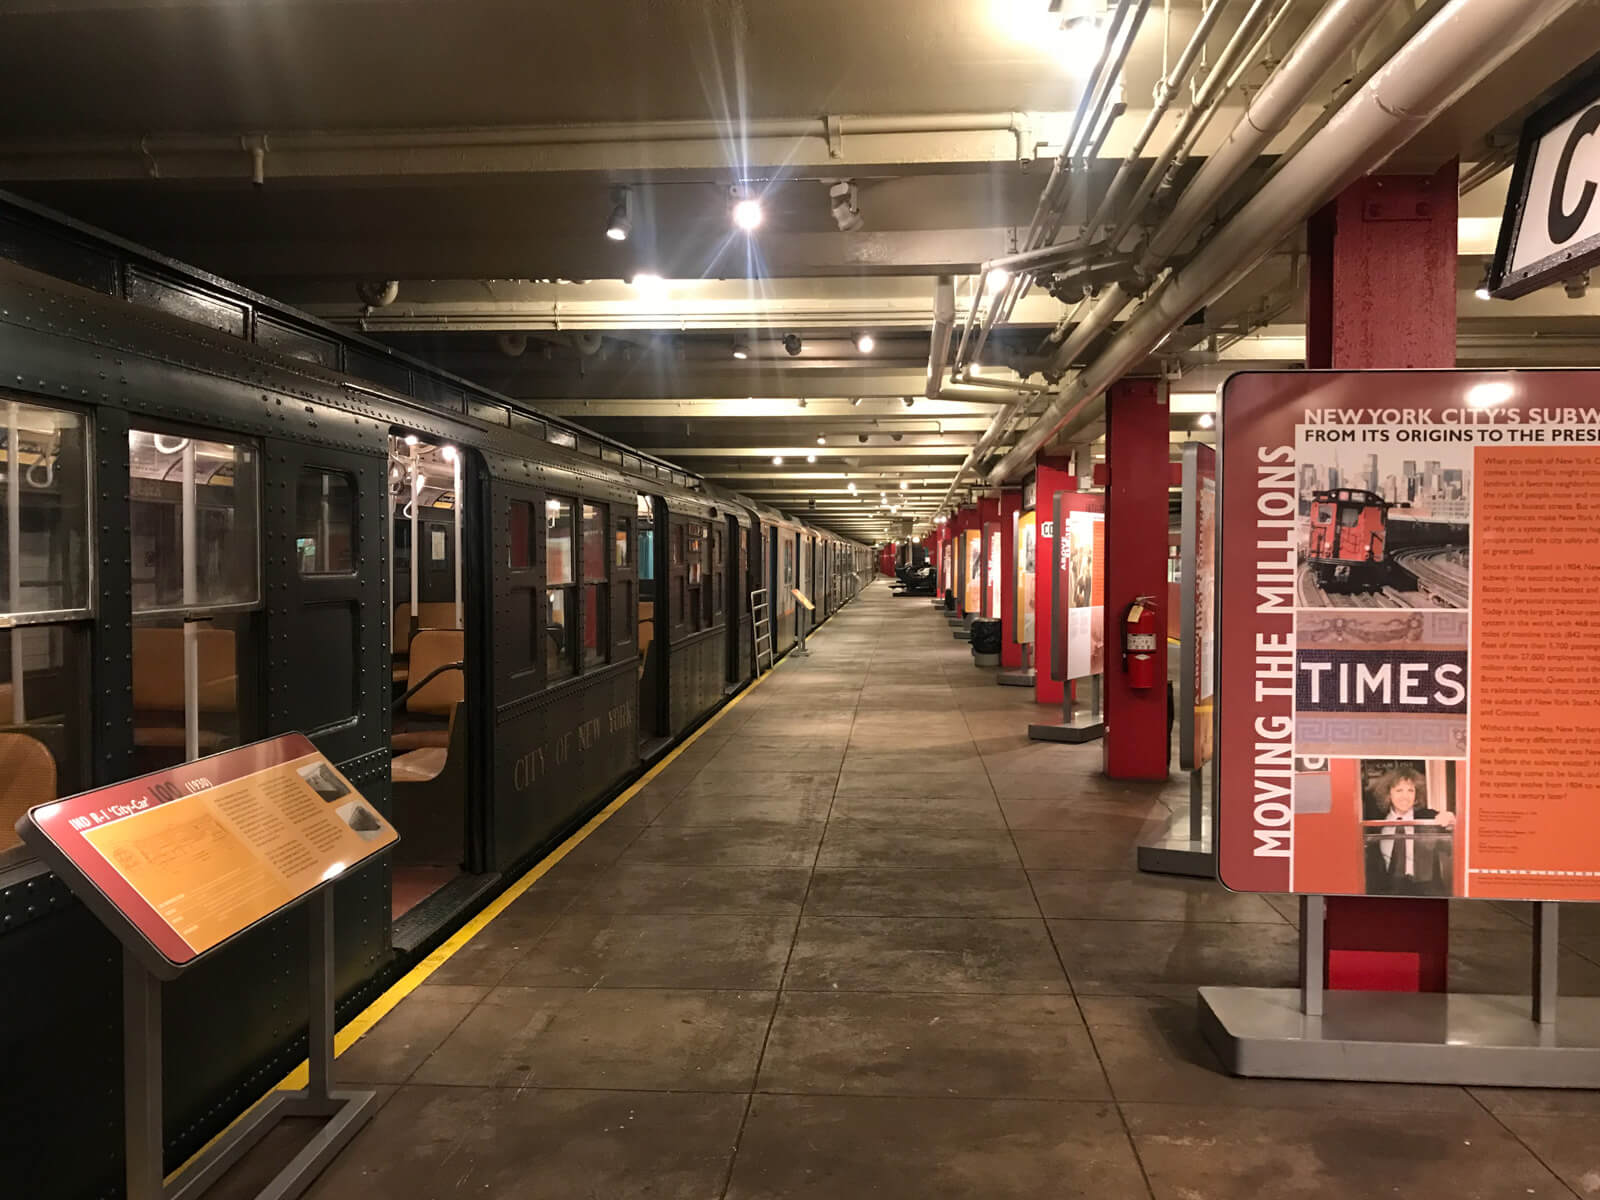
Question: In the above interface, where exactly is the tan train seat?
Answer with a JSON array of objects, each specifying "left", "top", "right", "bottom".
[
  {"left": 132, "top": 627, "right": 237, "bottom": 750},
  {"left": 392, "top": 602, "right": 460, "bottom": 683},
  {"left": 392, "top": 628, "right": 463, "bottom": 751},
  {"left": 0, "top": 732, "right": 56, "bottom": 853}
]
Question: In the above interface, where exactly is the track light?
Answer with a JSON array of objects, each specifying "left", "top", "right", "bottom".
[
  {"left": 829, "top": 180, "right": 864, "bottom": 232},
  {"left": 732, "top": 340, "right": 750, "bottom": 360},
  {"left": 855, "top": 333, "right": 876, "bottom": 354},
  {"left": 733, "top": 195, "right": 763, "bottom": 232},
  {"left": 605, "top": 187, "right": 632, "bottom": 242}
]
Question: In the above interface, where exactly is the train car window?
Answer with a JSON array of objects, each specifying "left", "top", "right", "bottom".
[
  {"left": 129, "top": 430, "right": 260, "bottom": 613},
  {"left": 636, "top": 496, "right": 654, "bottom": 581},
  {"left": 602, "top": 446, "right": 621, "bottom": 466},
  {"left": 582, "top": 502, "right": 608, "bottom": 668},
  {"left": 577, "top": 436, "right": 600, "bottom": 459},
  {"left": 614, "top": 516, "right": 631, "bottom": 569},
  {"left": 510, "top": 411, "right": 545, "bottom": 441},
  {"left": 548, "top": 428, "right": 577, "bottom": 450},
  {"left": 508, "top": 500, "right": 535, "bottom": 570},
  {"left": 0, "top": 399, "right": 92, "bottom": 619},
  {"left": 672, "top": 524, "right": 684, "bottom": 568},
  {"left": 545, "top": 497, "right": 576, "bottom": 680},
  {"left": 295, "top": 469, "right": 355, "bottom": 575},
  {"left": 710, "top": 528, "right": 723, "bottom": 618},
  {"left": 1339, "top": 505, "right": 1361, "bottom": 527},
  {"left": 687, "top": 524, "right": 704, "bottom": 631}
]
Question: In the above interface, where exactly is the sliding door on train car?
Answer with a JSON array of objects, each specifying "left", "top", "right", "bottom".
[{"left": 385, "top": 433, "right": 487, "bottom": 926}]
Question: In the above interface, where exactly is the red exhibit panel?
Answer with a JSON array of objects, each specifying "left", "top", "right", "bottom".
[{"left": 1215, "top": 368, "right": 1600, "bottom": 904}]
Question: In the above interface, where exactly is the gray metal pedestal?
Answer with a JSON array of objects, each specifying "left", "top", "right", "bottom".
[
  {"left": 996, "top": 668, "right": 1036, "bottom": 687},
  {"left": 1198, "top": 987, "right": 1600, "bottom": 1087},
  {"left": 1027, "top": 718, "right": 1103, "bottom": 743}
]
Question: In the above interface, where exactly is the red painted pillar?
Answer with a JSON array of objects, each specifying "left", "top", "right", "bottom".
[
  {"left": 1309, "top": 164, "right": 1457, "bottom": 993},
  {"left": 1033, "top": 458, "right": 1075, "bottom": 706},
  {"left": 999, "top": 486, "right": 1023, "bottom": 668},
  {"left": 1102, "top": 378, "right": 1171, "bottom": 781}
]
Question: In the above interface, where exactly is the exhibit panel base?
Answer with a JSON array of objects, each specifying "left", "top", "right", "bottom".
[
  {"left": 1138, "top": 769, "right": 1213, "bottom": 878},
  {"left": 1027, "top": 718, "right": 1104, "bottom": 744},
  {"left": 1198, "top": 987, "right": 1600, "bottom": 1087},
  {"left": 1137, "top": 838, "right": 1214, "bottom": 877}
]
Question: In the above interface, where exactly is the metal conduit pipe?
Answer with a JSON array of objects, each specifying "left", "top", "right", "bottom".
[
  {"left": 1040, "top": 0, "right": 1398, "bottom": 381},
  {"left": 992, "top": 0, "right": 1578, "bottom": 484}
]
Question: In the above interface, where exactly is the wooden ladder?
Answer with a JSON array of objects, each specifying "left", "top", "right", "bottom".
[{"left": 750, "top": 587, "right": 776, "bottom": 674}]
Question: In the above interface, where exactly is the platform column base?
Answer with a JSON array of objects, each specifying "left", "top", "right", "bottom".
[{"left": 997, "top": 668, "right": 1036, "bottom": 687}]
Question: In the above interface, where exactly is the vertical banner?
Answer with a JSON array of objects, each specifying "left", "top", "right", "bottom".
[
  {"left": 1217, "top": 369, "right": 1600, "bottom": 902},
  {"left": 1179, "top": 442, "right": 1218, "bottom": 771},
  {"left": 963, "top": 529, "right": 982, "bottom": 614},
  {"left": 1051, "top": 495, "right": 1105, "bottom": 680},
  {"left": 1016, "top": 510, "right": 1037, "bottom": 643}
]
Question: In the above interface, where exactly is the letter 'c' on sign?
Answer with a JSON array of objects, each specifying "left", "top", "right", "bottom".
[{"left": 1549, "top": 105, "right": 1600, "bottom": 246}]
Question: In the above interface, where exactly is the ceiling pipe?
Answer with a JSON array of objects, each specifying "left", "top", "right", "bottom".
[
  {"left": 1040, "top": 0, "right": 1400, "bottom": 381},
  {"left": 992, "top": 0, "right": 1579, "bottom": 483}
]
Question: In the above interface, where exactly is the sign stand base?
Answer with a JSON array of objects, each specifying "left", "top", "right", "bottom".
[
  {"left": 1137, "top": 768, "right": 1214, "bottom": 878},
  {"left": 1029, "top": 674, "right": 1103, "bottom": 743},
  {"left": 126, "top": 889, "right": 377, "bottom": 1200},
  {"left": 1199, "top": 901, "right": 1600, "bottom": 1086},
  {"left": 996, "top": 668, "right": 1036, "bottom": 687}
]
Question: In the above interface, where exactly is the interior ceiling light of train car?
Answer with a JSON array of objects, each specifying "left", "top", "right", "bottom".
[
  {"left": 732, "top": 195, "right": 764, "bottom": 232},
  {"left": 605, "top": 187, "right": 632, "bottom": 242}
]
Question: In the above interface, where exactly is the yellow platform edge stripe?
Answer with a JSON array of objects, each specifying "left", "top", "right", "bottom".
[{"left": 165, "top": 615, "right": 813, "bottom": 1183}]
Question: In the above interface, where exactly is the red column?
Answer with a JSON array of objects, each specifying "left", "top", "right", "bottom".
[
  {"left": 1033, "top": 458, "right": 1075, "bottom": 706},
  {"left": 1102, "top": 378, "right": 1171, "bottom": 781},
  {"left": 1309, "top": 164, "right": 1457, "bottom": 993},
  {"left": 999, "top": 486, "right": 1023, "bottom": 668}
]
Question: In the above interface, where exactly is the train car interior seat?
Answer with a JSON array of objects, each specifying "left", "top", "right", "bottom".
[{"left": 0, "top": 732, "right": 56, "bottom": 853}]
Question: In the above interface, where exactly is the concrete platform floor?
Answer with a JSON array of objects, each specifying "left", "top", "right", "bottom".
[{"left": 224, "top": 584, "right": 1600, "bottom": 1199}]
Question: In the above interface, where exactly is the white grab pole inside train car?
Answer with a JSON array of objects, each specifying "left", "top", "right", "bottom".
[
  {"left": 409, "top": 443, "right": 420, "bottom": 625},
  {"left": 181, "top": 437, "right": 199, "bottom": 763},
  {"left": 8, "top": 401, "right": 24, "bottom": 725},
  {"left": 319, "top": 471, "right": 331, "bottom": 574},
  {"left": 450, "top": 446, "right": 463, "bottom": 630}
]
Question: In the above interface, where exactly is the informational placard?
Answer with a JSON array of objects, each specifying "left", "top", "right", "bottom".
[
  {"left": 1050, "top": 495, "right": 1104, "bottom": 681},
  {"left": 1217, "top": 370, "right": 1600, "bottom": 902},
  {"left": 791, "top": 587, "right": 814, "bottom": 611},
  {"left": 963, "top": 529, "right": 982, "bottom": 614},
  {"left": 941, "top": 542, "right": 953, "bottom": 596},
  {"left": 1016, "top": 509, "right": 1037, "bottom": 643},
  {"left": 1180, "top": 442, "right": 1217, "bottom": 771},
  {"left": 985, "top": 524, "right": 1002, "bottom": 619},
  {"left": 19, "top": 734, "right": 396, "bottom": 977}
]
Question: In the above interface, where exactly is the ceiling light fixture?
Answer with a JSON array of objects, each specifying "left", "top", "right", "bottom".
[
  {"left": 732, "top": 340, "right": 750, "bottom": 360},
  {"left": 985, "top": 267, "right": 1011, "bottom": 294},
  {"left": 1197, "top": 413, "right": 1215, "bottom": 429},
  {"left": 1474, "top": 262, "right": 1492, "bottom": 301},
  {"left": 899, "top": 481, "right": 908, "bottom": 490},
  {"left": 783, "top": 333, "right": 804, "bottom": 356},
  {"left": 848, "top": 482, "right": 857, "bottom": 493},
  {"left": 732, "top": 195, "right": 763, "bottom": 232},
  {"left": 851, "top": 397, "right": 863, "bottom": 407},
  {"left": 604, "top": 186, "right": 632, "bottom": 242},
  {"left": 855, "top": 333, "right": 876, "bottom": 354},
  {"left": 807, "top": 453, "right": 818, "bottom": 463},
  {"left": 816, "top": 435, "right": 826, "bottom": 445},
  {"left": 772, "top": 455, "right": 784, "bottom": 465}
]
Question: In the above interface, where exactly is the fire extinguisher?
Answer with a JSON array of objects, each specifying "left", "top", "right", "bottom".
[{"left": 1122, "top": 594, "right": 1160, "bottom": 689}]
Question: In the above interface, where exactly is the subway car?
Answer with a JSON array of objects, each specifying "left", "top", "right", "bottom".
[
  {"left": 1306, "top": 486, "right": 1406, "bottom": 592},
  {"left": 0, "top": 250, "right": 869, "bottom": 1197}
]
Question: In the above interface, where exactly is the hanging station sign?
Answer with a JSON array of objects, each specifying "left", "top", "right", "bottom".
[
  {"left": 1215, "top": 369, "right": 1600, "bottom": 903},
  {"left": 1492, "top": 73, "right": 1600, "bottom": 298}
]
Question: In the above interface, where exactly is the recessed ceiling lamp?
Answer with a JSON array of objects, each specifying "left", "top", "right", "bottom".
[
  {"left": 772, "top": 454, "right": 784, "bottom": 465},
  {"left": 855, "top": 333, "right": 876, "bottom": 354},
  {"left": 807, "top": 453, "right": 818, "bottom": 463},
  {"left": 732, "top": 195, "right": 764, "bottom": 232},
  {"left": 899, "top": 481, "right": 908, "bottom": 490},
  {"left": 847, "top": 482, "right": 857, "bottom": 493},
  {"left": 605, "top": 186, "right": 632, "bottom": 242},
  {"left": 732, "top": 340, "right": 750, "bottom": 360},
  {"left": 816, "top": 434, "right": 827, "bottom": 445}
]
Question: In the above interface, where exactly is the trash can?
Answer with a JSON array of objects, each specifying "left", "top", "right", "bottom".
[{"left": 970, "top": 617, "right": 1002, "bottom": 667}]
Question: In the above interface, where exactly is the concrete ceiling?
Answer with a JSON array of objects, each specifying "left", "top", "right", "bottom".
[{"left": 0, "top": 0, "right": 1596, "bottom": 540}]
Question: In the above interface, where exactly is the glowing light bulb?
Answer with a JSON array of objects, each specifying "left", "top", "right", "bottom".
[{"left": 733, "top": 198, "right": 763, "bottom": 231}]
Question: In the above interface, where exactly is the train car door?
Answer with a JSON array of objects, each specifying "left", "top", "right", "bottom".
[
  {"left": 636, "top": 494, "right": 668, "bottom": 755},
  {"left": 384, "top": 433, "right": 486, "bottom": 926}
]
